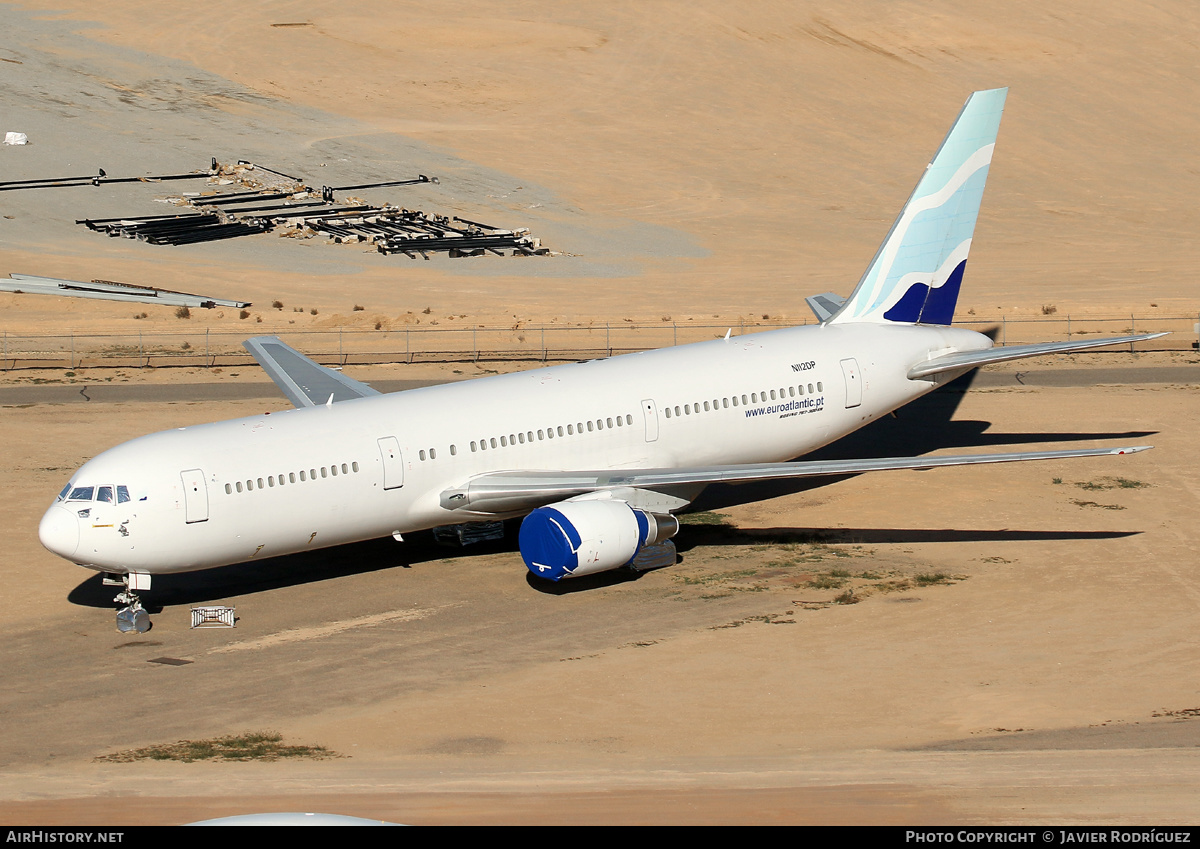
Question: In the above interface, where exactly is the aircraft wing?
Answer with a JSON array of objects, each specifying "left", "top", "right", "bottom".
[
  {"left": 441, "top": 445, "right": 1151, "bottom": 513},
  {"left": 907, "top": 333, "right": 1167, "bottom": 379},
  {"left": 243, "top": 336, "right": 382, "bottom": 408}
]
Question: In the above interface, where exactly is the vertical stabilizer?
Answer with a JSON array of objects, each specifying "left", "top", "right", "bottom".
[{"left": 828, "top": 88, "right": 1007, "bottom": 326}]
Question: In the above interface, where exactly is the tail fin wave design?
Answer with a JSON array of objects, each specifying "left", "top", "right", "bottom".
[{"left": 828, "top": 88, "right": 1007, "bottom": 326}]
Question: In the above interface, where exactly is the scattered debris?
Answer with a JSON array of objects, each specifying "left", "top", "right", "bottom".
[
  {"left": 3, "top": 132, "right": 28, "bottom": 145},
  {"left": 58, "top": 158, "right": 550, "bottom": 257}
]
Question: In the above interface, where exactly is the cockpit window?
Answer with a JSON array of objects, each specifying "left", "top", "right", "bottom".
[
  {"left": 58, "top": 482, "right": 72, "bottom": 501},
  {"left": 117, "top": 486, "right": 130, "bottom": 504},
  {"left": 97, "top": 486, "right": 113, "bottom": 504},
  {"left": 68, "top": 486, "right": 94, "bottom": 502}
]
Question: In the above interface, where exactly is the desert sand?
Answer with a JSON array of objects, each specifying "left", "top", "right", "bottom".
[{"left": 0, "top": 0, "right": 1198, "bottom": 826}]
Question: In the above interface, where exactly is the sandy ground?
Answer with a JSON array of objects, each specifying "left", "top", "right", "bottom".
[{"left": 0, "top": 0, "right": 1198, "bottom": 826}]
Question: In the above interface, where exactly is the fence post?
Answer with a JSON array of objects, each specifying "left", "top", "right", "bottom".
[
  {"left": 1130, "top": 313, "right": 1135, "bottom": 353},
  {"left": 606, "top": 322, "right": 610, "bottom": 356},
  {"left": 70, "top": 333, "right": 74, "bottom": 369},
  {"left": 139, "top": 331, "right": 143, "bottom": 367},
  {"left": 1067, "top": 315, "right": 1071, "bottom": 340},
  {"left": 1002, "top": 316, "right": 1006, "bottom": 347},
  {"left": 205, "top": 327, "right": 210, "bottom": 366},
  {"left": 673, "top": 322, "right": 677, "bottom": 346},
  {"left": 541, "top": 325, "right": 545, "bottom": 362}
]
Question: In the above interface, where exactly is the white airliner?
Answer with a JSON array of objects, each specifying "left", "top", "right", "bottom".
[{"left": 39, "top": 88, "right": 1160, "bottom": 629}]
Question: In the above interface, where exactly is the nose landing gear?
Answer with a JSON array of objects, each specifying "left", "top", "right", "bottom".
[{"left": 104, "top": 572, "right": 153, "bottom": 633}]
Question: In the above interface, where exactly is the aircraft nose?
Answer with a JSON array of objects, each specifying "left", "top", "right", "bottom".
[{"left": 39, "top": 504, "right": 79, "bottom": 560}]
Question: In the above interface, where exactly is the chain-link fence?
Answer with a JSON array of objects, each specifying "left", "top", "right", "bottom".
[{"left": 2, "top": 314, "right": 1195, "bottom": 370}]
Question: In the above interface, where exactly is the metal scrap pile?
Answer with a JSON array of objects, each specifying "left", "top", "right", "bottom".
[{"left": 65, "top": 160, "right": 548, "bottom": 258}]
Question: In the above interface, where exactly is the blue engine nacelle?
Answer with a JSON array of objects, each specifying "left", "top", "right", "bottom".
[{"left": 519, "top": 499, "right": 680, "bottom": 581}]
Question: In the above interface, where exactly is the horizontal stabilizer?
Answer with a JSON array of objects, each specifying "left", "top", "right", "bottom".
[
  {"left": 806, "top": 292, "right": 847, "bottom": 322},
  {"left": 442, "top": 445, "right": 1151, "bottom": 514},
  {"left": 907, "top": 333, "right": 1168, "bottom": 380},
  {"left": 243, "top": 336, "right": 382, "bottom": 408}
]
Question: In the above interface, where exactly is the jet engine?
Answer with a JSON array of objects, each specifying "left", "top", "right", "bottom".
[{"left": 519, "top": 499, "right": 680, "bottom": 581}]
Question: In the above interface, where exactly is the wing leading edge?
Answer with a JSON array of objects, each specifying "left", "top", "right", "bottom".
[
  {"left": 442, "top": 445, "right": 1151, "bottom": 514},
  {"left": 244, "top": 336, "right": 382, "bottom": 408}
]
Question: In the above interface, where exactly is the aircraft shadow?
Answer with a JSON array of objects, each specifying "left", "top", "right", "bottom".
[
  {"left": 67, "top": 527, "right": 525, "bottom": 611},
  {"left": 671, "top": 524, "right": 1139, "bottom": 553}
]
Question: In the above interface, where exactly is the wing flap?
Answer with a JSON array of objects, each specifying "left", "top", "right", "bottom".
[
  {"left": 907, "top": 333, "right": 1168, "bottom": 380},
  {"left": 243, "top": 336, "right": 382, "bottom": 408},
  {"left": 441, "top": 445, "right": 1151, "bottom": 514}
]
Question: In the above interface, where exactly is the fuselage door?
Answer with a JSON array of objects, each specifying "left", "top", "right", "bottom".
[
  {"left": 840, "top": 358, "right": 862, "bottom": 408},
  {"left": 641, "top": 399, "right": 659, "bottom": 443},
  {"left": 378, "top": 436, "right": 405, "bottom": 490},
  {"left": 180, "top": 469, "right": 209, "bottom": 523}
]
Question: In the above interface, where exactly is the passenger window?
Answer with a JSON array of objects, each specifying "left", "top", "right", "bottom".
[
  {"left": 321, "top": 467, "right": 327, "bottom": 478},
  {"left": 817, "top": 382, "right": 823, "bottom": 391},
  {"left": 500, "top": 437, "right": 507, "bottom": 447},
  {"left": 430, "top": 448, "right": 437, "bottom": 460},
  {"left": 331, "top": 466, "right": 338, "bottom": 476},
  {"left": 290, "top": 472, "right": 297, "bottom": 483},
  {"left": 236, "top": 481, "right": 243, "bottom": 493},
  {"left": 626, "top": 414, "right": 633, "bottom": 425},
  {"left": 519, "top": 433, "right": 525, "bottom": 444},
  {"left": 808, "top": 384, "right": 814, "bottom": 393},
  {"left": 225, "top": 483, "right": 232, "bottom": 495},
  {"left": 606, "top": 418, "right": 613, "bottom": 428},
  {"left": 490, "top": 438, "right": 498, "bottom": 449},
  {"left": 299, "top": 471, "right": 307, "bottom": 481},
  {"left": 269, "top": 476, "right": 275, "bottom": 487},
  {"left": 449, "top": 446, "right": 456, "bottom": 457},
  {"left": 587, "top": 421, "right": 594, "bottom": 432},
  {"left": 352, "top": 462, "right": 359, "bottom": 472}
]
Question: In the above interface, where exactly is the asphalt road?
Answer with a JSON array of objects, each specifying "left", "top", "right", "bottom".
[{"left": 1, "top": 365, "right": 1198, "bottom": 406}]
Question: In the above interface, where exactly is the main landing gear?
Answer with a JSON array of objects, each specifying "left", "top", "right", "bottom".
[{"left": 103, "top": 572, "right": 152, "bottom": 633}]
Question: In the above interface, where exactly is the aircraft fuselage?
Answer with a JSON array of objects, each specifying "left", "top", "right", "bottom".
[{"left": 38, "top": 322, "right": 986, "bottom": 576}]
